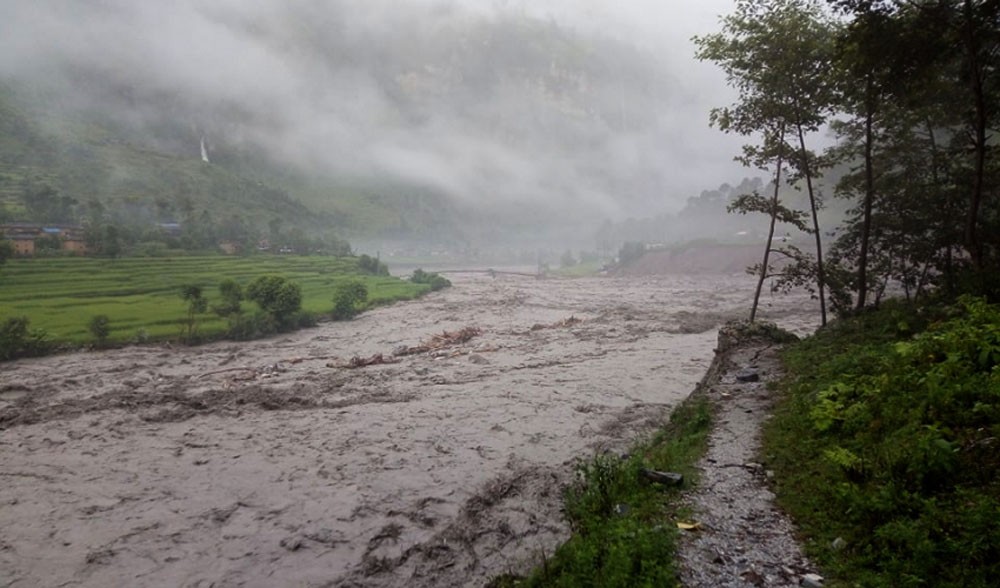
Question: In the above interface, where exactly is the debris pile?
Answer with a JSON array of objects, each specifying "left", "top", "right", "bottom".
[
  {"left": 347, "top": 354, "right": 400, "bottom": 369},
  {"left": 392, "top": 327, "right": 482, "bottom": 357},
  {"left": 529, "top": 316, "right": 582, "bottom": 331}
]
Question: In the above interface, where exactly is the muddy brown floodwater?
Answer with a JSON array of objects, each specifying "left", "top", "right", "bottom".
[{"left": 0, "top": 272, "right": 817, "bottom": 588}]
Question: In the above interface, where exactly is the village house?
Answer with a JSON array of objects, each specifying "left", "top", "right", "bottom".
[{"left": 0, "top": 223, "right": 89, "bottom": 256}]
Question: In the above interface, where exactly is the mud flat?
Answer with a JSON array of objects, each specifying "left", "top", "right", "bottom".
[{"left": 0, "top": 273, "right": 816, "bottom": 587}]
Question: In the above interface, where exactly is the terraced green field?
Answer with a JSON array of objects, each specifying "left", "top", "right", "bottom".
[{"left": 0, "top": 256, "right": 428, "bottom": 345}]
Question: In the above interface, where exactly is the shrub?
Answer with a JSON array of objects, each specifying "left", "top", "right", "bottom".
[
  {"left": 410, "top": 268, "right": 451, "bottom": 291},
  {"left": 617, "top": 241, "right": 646, "bottom": 265},
  {"left": 245, "top": 275, "right": 303, "bottom": 329},
  {"left": 357, "top": 254, "right": 389, "bottom": 275},
  {"left": 767, "top": 296, "right": 1000, "bottom": 587},
  {"left": 332, "top": 280, "right": 368, "bottom": 320},
  {"left": 179, "top": 284, "right": 208, "bottom": 343},
  {"left": 88, "top": 314, "right": 111, "bottom": 344},
  {"left": 212, "top": 279, "right": 243, "bottom": 317},
  {"left": 226, "top": 311, "right": 277, "bottom": 341},
  {"left": 0, "top": 316, "right": 50, "bottom": 360}
]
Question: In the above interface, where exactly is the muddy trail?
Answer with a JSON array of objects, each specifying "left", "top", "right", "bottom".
[{"left": 0, "top": 273, "right": 816, "bottom": 587}]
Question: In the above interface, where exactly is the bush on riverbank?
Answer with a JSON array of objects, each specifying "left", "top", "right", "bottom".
[
  {"left": 409, "top": 268, "right": 451, "bottom": 291},
  {"left": 765, "top": 297, "right": 1000, "bottom": 587}
]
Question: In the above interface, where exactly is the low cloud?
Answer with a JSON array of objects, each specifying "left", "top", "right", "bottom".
[{"left": 0, "top": 0, "right": 747, "bottom": 235}]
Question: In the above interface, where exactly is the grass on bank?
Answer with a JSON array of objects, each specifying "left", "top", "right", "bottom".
[
  {"left": 764, "top": 297, "right": 1000, "bottom": 587},
  {"left": 0, "top": 255, "right": 429, "bottom": 346},
  {"left": 490, "top": 394, "right": 714, "bottom": 588}
]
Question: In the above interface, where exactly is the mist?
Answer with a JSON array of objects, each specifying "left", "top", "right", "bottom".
[{"left": 0, "top": 0, "right": 744, "bottom": 243}]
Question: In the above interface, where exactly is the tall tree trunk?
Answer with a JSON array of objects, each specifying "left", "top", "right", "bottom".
[
  {"left": 751, "top": 137, "right": 785, "bottom": 323},
  {"left": 796, "top": 122, "right": 826, "bottom": 326},
  {"left": 857, "top": 78, "right": 877, "bottom": 311},
  {"left": 963, "top": 0, "right": 987, "bottom": 269}
]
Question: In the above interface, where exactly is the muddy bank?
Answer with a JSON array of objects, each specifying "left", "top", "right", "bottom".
[
  {"left": 617, "top": 244, "right": 765, "bottom": 276},
  {"left": 0, "top": 273, "right": 817, "bottom": 587}
]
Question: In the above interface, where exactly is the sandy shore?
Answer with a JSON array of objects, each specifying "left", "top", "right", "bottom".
[{"left": 0, "top": 273, "right": 817, "bottom": 587}]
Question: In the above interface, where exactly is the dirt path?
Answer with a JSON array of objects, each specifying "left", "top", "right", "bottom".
[
  {"left": 0, "top": 273, "right": 816, "bottom": 587},
  {"left": 677, "top": 326, "right": 819, "bottom": 587}
]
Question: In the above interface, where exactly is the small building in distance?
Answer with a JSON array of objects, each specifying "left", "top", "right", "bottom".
[{"left": 0, "top": 223, "right": 89, "bottom": 256}]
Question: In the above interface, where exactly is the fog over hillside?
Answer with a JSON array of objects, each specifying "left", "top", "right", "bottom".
[{"left": 0, "top": 0, "right": 744, "bottom": 243}]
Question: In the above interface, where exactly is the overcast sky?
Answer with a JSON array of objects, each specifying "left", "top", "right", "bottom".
[{"left": 0, "top": 0, "right": 750, "bottom": 232}]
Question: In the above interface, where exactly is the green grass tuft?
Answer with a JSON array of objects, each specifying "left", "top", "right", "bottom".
[{"left": 492, "top": 395, "right": 713, "bottom": 588}]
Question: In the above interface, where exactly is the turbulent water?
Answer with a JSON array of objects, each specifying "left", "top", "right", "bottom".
[{"left": 0, "top": 272, "right": 818, "bottom": 587}]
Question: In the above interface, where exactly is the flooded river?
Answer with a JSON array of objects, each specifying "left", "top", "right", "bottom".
[{"left": 0, "top": 272, "right": 817, "bottom": 587}]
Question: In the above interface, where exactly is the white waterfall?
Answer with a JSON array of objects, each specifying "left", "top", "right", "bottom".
[{"left": 200, "top": 136, "right": 210, "bottom": 163}]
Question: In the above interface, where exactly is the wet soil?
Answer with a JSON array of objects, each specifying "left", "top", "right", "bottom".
[{"left": 0, "top": 273, "right": 816, "bottom": 587}]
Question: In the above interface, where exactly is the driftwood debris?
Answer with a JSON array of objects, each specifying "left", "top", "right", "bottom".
[
  {"left": 347, "top": 354, "right": 400, "bottom": 369},
  {"left": 640, "top": 468, "right": 684, "bottom": 486},
  {"left": 198, "top": 363, "right": 286, "bottom": 380},
  {"left": 529, "top": 316, "right": 583, "bottom": 332},
  {"left": 393, "top": 327, "right": 482, "bottom": 357}
]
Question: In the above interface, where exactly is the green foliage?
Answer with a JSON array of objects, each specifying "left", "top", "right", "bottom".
[
  {"left": 409, "top": 268, "right": 451, "bottom": 291},
  {"left": 87, "top": 314, "right": 111, "bottom": 344},
  {"left": 617, "top": 242, "right": 645, "bottom": 266},
  {"left": 331, "top": 280, "right": 368, "bottom": 320},
  {"left": 33, "top": 233, "right": 61, "bottom": 252},
  {"left": 179, "top": 284, "right": 208, "bottom": 343},
  {"left": 727, "top": 192, "right": 811, "bottom": 232},
  {"left": 225, "top": 310, "right": 277, "bottom": 341},
  {"left": 0, "top": 239, "right": 11, "bottom": 267},
  {"left": 503, "top": 396, "right": 714, "bottom": 587},
  {"left": 245, "top": 275, "right": 303, "bottom": 329},
  {"left": 766, "top": 298, "right": 1000, "bottom": 587},
  {"left": 697, "top": 0, "right": 837, "bottom": 325},
  {"left": 357, "top": 254, "right": 389, "bottom": 276},
  {"left": 212, "top": 278, "right": 243, "bottom": 317},
  {"left": 21, "top": 183, "right": 76, "bottom": 223},
  {"left": 0, "top": 316, "right": 50, "bottom": 360}
]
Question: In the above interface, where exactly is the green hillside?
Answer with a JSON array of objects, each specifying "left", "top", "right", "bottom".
[{"left": 0, "top": 83, "right": 406, "bottom": 238}]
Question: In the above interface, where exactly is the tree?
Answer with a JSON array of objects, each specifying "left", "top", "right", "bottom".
[
  {"left": 246, "top": 275, "right": 303, "bottom": 328},
  {"left": 212, "top": 279, "right": 244, "bottom": 317},
  {"left": 827, "top": 0, "right": 1000, "bottom": 292},
  {"left": 179, "top": 284, "right": 208, "bottom": 343},
  {"left": 332, "top": 280, "right": 368, "bottom": 320},
  {"left": 696, "top": 0, "right": 837, "bottom": 323},
  {"left": 0, "top": 239, "right": 12, "bottom": 269},
  {"left": 88, "top": 315, "right": 111, "bottom": 345},
  {"left": 0, "top": 316, "right": 50, "bottom": 360},
  {"left": 21, "top": 183, "right": 77, "bottom": 223},
  {"left": 103, "top": 225, "right": 122, "bottom": 259},
  {"left": 727, "top": 173, "right": 814, "bottom": 321},
  {"left": 357, "top": 254, "right": 389, "bottom": 275},
  {"left": 410, "top": 269, "right": 452, "bottom": 291}
]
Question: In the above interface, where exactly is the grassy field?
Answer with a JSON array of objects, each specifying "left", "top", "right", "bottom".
[{"left": 0, "top": 255, "right": 428, "bottom": 345}]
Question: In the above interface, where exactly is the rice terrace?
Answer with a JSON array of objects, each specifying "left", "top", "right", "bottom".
[{"left": 0, "top": 256, "right": 428, "bottom": 346}]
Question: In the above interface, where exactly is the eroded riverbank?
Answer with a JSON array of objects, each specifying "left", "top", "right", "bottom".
[{"left": 0, "top": 273, "right": 816, "bottom": 587}]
